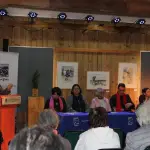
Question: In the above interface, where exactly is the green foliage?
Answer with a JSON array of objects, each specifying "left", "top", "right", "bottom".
[{"left": 32, "top": 70, "right": 40, "bottom": 89}]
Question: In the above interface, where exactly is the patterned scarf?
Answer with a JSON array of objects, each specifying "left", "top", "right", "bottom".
[
  {"left": 49, "top": 96, "right": 63, "bottom": 111},
  {"left": 116, "top": 93, "right": 127, "bottom": 112}
]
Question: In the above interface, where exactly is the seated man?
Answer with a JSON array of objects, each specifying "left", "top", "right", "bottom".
[
  {"left": 124, "top": 100, "right": 150, "bottom": 150},
  {"left": 9, "top": 126, "right": 65, "bottom": 150},
  {"left": 110, "top": 83, "right": 135, "bottom": 112}
]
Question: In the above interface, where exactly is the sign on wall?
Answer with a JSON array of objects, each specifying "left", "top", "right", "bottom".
[{"left": 0, "top": 52, "right": 19, "bottom": 94}]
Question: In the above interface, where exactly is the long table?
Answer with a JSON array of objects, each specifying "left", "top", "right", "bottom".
[{"left": 58, "top": 112, "right": 138, "bottom": 136}]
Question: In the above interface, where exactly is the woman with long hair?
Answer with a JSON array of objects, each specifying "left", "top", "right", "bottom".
[{"left": 66, "top": 84, "right": 89, "bottom": 112}]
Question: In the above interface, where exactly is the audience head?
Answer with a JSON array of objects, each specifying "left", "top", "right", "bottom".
[
  {"left": 38, "top": 109, "right": 59, "bottom": 130},
  {"left": 95, "top": 88, "right": 105, "bottom": 99},
  {"left": 89, "top": 107, "right": 108, "bottom": 128},
  {"left": 9, "top": 126, "right": 64, "bottom": 150},
  {"left": 136, "top": 100, "right": 150, "bottom": 126},
  {"left": 51, "top": 87, "right": 62, "bottom": 99},
  {"left": 71, "top": 84, "right": 82, "bottom": 96},
  {"left": 118, "top": 83, "right": 126, "bottom": 95}
]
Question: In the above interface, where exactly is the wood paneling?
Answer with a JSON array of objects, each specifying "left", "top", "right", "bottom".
[
  {"left": 0, "top": 18, "right": 148, "bottom": 106},
  {"left": 28, "top": 96, "right": 44, "bottom": 127}
]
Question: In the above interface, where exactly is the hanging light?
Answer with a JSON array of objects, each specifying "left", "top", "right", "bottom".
[
  {"left": 58, "top": 13, "right": 67, "bottom": 21},
  {"left": 28, "top": 12, "right": 38, "bottom": 18},
  {"left": 111, "top": 17, "right": 121, "bottom": 24},
  {"left": 136, "top": 19, "right": 146, "bottom": 25},
  {"left": 0, "top": 9, "right": 8, "bottom": 16},
  {"left": 85, "top": 15, "right": 94, "bottom": 22}
]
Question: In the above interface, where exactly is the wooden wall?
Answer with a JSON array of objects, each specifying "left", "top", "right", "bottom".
[
  {"left": 1, "top": 19, "right": 150, "bottom": 105},
  {"left": 53, "top": 50, "right": 140, "bottom": 105}
]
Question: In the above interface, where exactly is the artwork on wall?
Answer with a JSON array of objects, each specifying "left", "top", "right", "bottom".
[
  {"left": 118, "top": 63, "right": 137, "bottom": 88},
  {"left": 57, "top": 62, "right": 78, "bottom": 89},
  {"left": 0, "top": 52, "right": 19, "bottom": 94},
  {"left": 87, "top": 71, "right": 110, "bottom": 89}
]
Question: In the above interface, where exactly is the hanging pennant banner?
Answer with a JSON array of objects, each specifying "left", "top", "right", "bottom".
[{"left": 0, "top": 52, "right": 19, "bottom": 94}]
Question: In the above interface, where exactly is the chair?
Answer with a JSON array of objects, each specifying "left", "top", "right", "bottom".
[
  {"left": 63, "top": 130, "right": 84, "bottom": 150},
  {"left": 113, "top": 128, "right": 125, "bottom": 148},
  {"left": 145, "top": 146, "right": 150, "bottom": 150}
]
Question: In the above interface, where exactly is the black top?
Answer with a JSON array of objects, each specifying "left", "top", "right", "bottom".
[
  {"left": 44, "top": 97, "right": 67, "bottom": 112},
  {"left": 139, "top": 94, "right": 145, "bottom": 104},
  {"left": 110, "top": 94, "right": 135, "bottom": 111},
  {"left": 72, "top": 95, "right": 86, "bottom": 112}
]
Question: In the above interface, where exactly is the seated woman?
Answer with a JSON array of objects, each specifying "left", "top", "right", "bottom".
[
  {"left": 66, "top": 84, "right": 89, "bottom": 112},
  {"left": 44, "top": 87, "right": 67, "bottom": 112},
  {"left": 75, "top": 107, "right": 120, "bottom": 150},
  {"left": 90, "top": 88, "right": 111, "bottom": 112}
]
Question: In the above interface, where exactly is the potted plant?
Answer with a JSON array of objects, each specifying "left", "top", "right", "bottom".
[{"left": 32, "top": 70, "right": 40, "bottom": 96}]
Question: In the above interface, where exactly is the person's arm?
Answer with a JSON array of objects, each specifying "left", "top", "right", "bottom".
[
  {"left": 66, "top": 95, "right": 76, "bottom": 112},
  {"left": 82, "top": 96, "right": 89, "bottom": 112},
  {"left": 61, "top": 97, "right": 67, "bottom": 112},
  {"left": 44, "top": 99, "right": 50, "bottom": 109},
  {"left": 90, "top": 99, "right": 96, "bottom": 109},
  {"left": 105, "top": 98, "right": 112, "bottom": 112},
  {"left": 126, "top": 95, "right": 135, "bottom": 110},
  {"left": 110, "top": 95, "right": 116, "bottom": 112}
]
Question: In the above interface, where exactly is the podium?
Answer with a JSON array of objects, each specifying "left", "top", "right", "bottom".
[{"left": 0, "top": 95, "right": 21, "bottom": 150}]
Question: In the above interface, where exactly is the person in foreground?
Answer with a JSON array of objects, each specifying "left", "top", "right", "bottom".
[
  {"left": 124, "top": 100, "right": 150, "bottom": 150},
  {"left": 74, "top": 107, "right": 120, "bottom": 150},
  {"left": 44, "top": 87, "right": 67, "bottom": 112},
  {"left": 90, "top": 88, "right": 111, "bottom": 112},
  {"left": 38, "top": 109, "right": 71, "bottom": 150},
  {"left": 110, "top": 83, "right": 135, "bottom": 112},
  {"left": 66, "top": 84, "right": 89, "bottom": 112},
  {"left": 137, "top": 88, "right": 150, "bottom": 109},
  {"left": 9, "top": 126, "right": 65, "bottom": 150}
]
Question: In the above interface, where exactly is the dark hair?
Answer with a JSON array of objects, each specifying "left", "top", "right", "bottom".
[
  {"left": 89, "top": 107, "right": 108, "bottom": 128},
  {"left": 71, "top": 84, "right": 82, "bottom": 95},
  {"left": 118, "top": 83, "right": 125, "bottom": 89},
  {"left": 142, "top": 88, "right": 149, "bottom": 94},
  {"left": 51, "top": 87, "right": 62, "bottom": 96}
]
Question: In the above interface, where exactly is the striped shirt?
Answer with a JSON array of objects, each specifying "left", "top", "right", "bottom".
[{"left": 124, "top": 125, "right": 150, "bottom": 150}]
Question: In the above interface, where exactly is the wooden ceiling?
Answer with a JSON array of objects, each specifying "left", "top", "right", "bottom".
[{"left": 1, "top": 0, "right": 150, "bottom": 17}]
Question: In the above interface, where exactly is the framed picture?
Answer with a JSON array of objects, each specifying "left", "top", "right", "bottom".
[
  {"left": 57, "top": 62, "right": 78, "bottom": 89},
  {"left": 87, "top": 71, "right": 109, "bottom": 89},
  {"left": 118, "top": 63, "right": 137, "bottom": 88}
]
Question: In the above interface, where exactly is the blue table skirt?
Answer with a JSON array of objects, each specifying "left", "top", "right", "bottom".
[{"left": 58, "top": 112, "right": 138, "bottom": 136}]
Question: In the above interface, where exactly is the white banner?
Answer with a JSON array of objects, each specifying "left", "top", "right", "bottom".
[{"left": 0, "top": 52, "right": 19, "bottom": 94}]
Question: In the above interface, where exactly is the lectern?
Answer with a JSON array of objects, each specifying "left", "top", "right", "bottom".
[{"left": 0, "top": 95, "right": 21, "bottom": 150}]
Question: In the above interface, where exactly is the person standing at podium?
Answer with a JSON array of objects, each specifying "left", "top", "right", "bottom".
[
  {"left": 66, "top": 84, "right": 89, "bottom": 112},
  {"left": 44, "top": 87, "right": 67, "bottom": 112},
  {"left": 0, "top": 84, "right": 13, "bottom": 95},
  {"left": 110, "top": 83, "right": 135, "bottom": 112}
]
